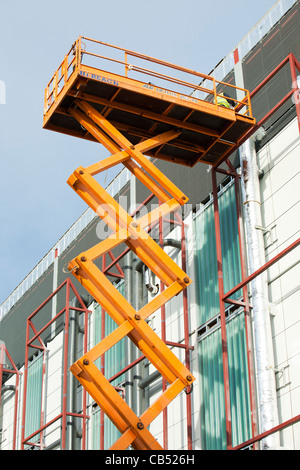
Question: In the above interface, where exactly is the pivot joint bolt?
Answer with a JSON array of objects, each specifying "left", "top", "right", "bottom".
[
  {"left": 186, "top": 375, "right": 193, "bottom": 382},
  {"left": 135, "top": 314, "right": 141, "bottom": 321},
  {"left": 81, "top": 256, "right": 87, "bottom": 262},
  {"left": 137, "top": 422, "right": 144, "bottom": 430},
  {"left": 184, "top": 277, "right": 190, "bottom": 284},
  {"left": 83, "top": 359, "right": 89, "bottom": 365}
]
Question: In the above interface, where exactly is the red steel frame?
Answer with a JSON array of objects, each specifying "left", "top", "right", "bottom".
[
  {"left": 212, "top": 53, "right": 300, "bottom": 449},
  {"left": 21, "top": 278, "right": 90, "bottom": 450},
  {"left": 0, "top": 343, "right": 21, "bottom": 450}
]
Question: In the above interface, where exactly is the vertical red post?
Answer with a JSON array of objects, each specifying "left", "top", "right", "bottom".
[
  {"left": 211, "top": 168, "right": 232, "bottom": 449},
  {"left": 39, "top": 348, "right": 47, "bottom": 449},
  {"left": 21, "top": 315, "right": 31, "bottom": 450},
  {"left": 179, "top": 212, "right": 193, "bottom": 450},
  {"left": 12, "top": 367, "right": 20, "bottom": 450},
  {"left": 61, "top": 279, "right": 71, "bottom": 450},
  {"left": 81, "top": 305, "right": 89, "bottom": 449}
]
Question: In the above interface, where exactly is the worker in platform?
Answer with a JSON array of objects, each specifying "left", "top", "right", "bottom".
[{"left": 215, "top": 91, "right": 236, "bottom": 109}]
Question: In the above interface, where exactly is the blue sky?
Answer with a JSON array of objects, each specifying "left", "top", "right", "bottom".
[{"left": 0, "top": 0, "right": 277, "bottom": 304}]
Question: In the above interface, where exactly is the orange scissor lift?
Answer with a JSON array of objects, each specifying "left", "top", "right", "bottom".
[{"left": 43, "top": 37, "right": 255, "bottom": 450}]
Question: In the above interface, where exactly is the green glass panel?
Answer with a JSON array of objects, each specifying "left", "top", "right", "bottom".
[
  {"left": 194, "top": 183, "right": 242, "bottom": 325},
  {"left": 198, "top": 313, "right": 252, "bottom": 449},
  {"left": 25, "top": 354, "right": 43, "bottom": 444}
]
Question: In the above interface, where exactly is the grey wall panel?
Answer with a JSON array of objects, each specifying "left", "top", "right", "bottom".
[
  {"left": 0, "top": 265, "right": 54, "bottom": 369},
  {"left": 242, "top": 2, "right": 300, "bottom": 142}
]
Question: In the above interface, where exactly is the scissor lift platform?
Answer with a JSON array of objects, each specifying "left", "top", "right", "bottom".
[
  {"left": 43, "top": 37, "right": 256, "bottom": 450},
  {"left": 43, "top": 37, "right": 255, "bottom": 167}
]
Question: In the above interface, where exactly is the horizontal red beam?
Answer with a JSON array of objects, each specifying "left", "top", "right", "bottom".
[
  {"left": 22, "top": 411, "right": 90, "bottom": 446},
  {"left": 165, "top": 340, "right": 194, "bottom": 351},
  {"left": 223, "top": 238, "right": 300, "bottom": 300},
  {"left": 232, "top": 413, "right": 300, "bottom": 450},
  {"left": 109, "top": 355, "right": 145, "bottom": 383}
]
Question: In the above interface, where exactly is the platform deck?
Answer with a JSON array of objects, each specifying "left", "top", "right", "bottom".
[{"left": 43, "top": 38, "right": 255, "bottom": 167}]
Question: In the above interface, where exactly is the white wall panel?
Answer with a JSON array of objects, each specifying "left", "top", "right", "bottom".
[{"left": 258, "top": 116, "right": 300, "bottom": 449}]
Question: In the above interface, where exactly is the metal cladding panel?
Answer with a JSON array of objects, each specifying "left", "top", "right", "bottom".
[
  {"left": 193, "top": 183, "right": 242, "bottom": 325},
  {"left": 242, "top": 2, "right": 300, "bottom": 142},
  {"left": 145, "top": 158, "right": 225, "bottom": 209},
  {"left": 243, "top": 4, "right": 300, "bottom": 90},
  {"left": 197, "top": 312, "right": 252, "bottom": 450},
  {"left": 0, "top": 266, "right": 54, "bottom": 371},
  {"left": 216, "top": 70, "right": 236, "bottom": 99}
]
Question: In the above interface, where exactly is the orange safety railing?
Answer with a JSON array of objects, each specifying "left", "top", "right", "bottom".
[
  {"left": 43, "top": 41, "right": 78, "bottom": 114},
  {"left": 43, "top": 36, "right": 253, "bottom": 119}
]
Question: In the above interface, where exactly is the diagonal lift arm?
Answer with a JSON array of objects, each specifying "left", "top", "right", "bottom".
[{"left": 67, "top": 100, "right": 195, "bottom": 450}]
